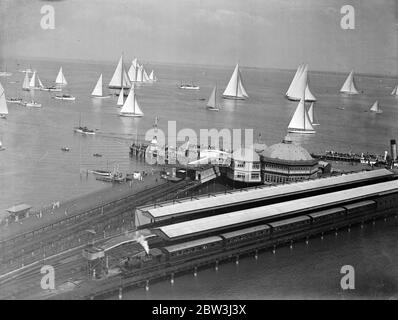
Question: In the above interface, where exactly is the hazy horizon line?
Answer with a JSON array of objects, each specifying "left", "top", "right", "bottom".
[{"left": 1, "top": 54, "right": 397, "bottom": 80}]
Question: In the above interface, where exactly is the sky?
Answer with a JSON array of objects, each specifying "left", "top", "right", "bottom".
[{"left": 0, "top": 0, "right": 397, "bottom": 75}]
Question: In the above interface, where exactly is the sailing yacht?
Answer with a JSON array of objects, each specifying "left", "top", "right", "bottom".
[
  {"left": 222, "top": 63, "right": 248, "bottom": 100},
  {"left": 340, "top": 70, "right": 359, "bottom": 94},
  {"left": 391, "top": 85, "right": 398, "bottom": 96},
  {"left": 0, "top": 81, "right": 9, "bottom": 118},
  {"left": 128, "top": 58, "right": 138, "bottom": 82},
  {"left": 28, "top": 72, "right": 44, "bottom": 90},
  {"left": 206, "top": 86, "right": 220, "bottom": 111},
  {"left": 287, "top": 69, "right": 315, "bottom": 134},
  {"left": 369, "top": 101, "right": 383, "bottom": 114},
  {"left": 55, "top": 67, "right": 68, "bottom": 86},
  {"left": 286, "top": 64, "right": 316, "bottom": 101},
  {"left": 149, "top": 70, "right": 157, "bottom": 82},
  {"left": 109, "top": 55, "right": 131, "bottom": 89},
  {"left": 119, "top": 86, "right": 144, "bottom": 117},
  {"left": 54, "top": 67, "right": 75, "bottom": 100},
  {"left": 307, "top": 102, "right": 320, "bottom": 125},
  {"left": 22, "top": 72, "right": 30, "bottom": 91},
  {"left": 91, "top": 74, "right": 111, "bottom": 98},
  {"left": 287, "top": 98, "right": 315, "bottom": 134}
]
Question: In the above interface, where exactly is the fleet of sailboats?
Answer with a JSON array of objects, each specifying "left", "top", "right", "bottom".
[
  {"left": 119, "top": 85, "right": 144, "bottom": 117},
  {"left": 222, "top": 63, "right": 248, "bottom": 100},
  {"left": 369, "top": 100, "right": 382, "bottom": 114},
  {"left": 206, "top": 86, "right": 220, "bottom": 111},
  {"left": 91, "top": 74, "right": 110, "bottom": 98},
  {"left": 127, "top": 58, "right": 156, "bottom": 83},
  {"left": 0, "top": 81, "right": 9, "bottom": 118},
  {"left": 340, "top": 70, "right": 359, "bottom": 94},
  {"left": 286, "top": 64, "right": 316, "bottom": 102}
]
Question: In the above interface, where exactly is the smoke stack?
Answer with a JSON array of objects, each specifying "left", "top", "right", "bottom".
[{"left": 390, "top": 139, "right": 397, "bottom": 161}]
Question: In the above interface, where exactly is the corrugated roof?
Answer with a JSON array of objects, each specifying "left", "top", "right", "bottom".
[
  {"left": 156, "top": 179, "right": 398, "bottom": 239},
  {"left": 145, "top": 169, "right": 393, "bottom": 219},
  {"left": 220, "top": 224, "right": 270, "bottom": 239},
  {"left": 163, "top": 236, "right": 222, "bottom": 253}
]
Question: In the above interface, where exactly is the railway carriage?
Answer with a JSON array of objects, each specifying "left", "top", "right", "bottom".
[
  {"left": 162, "top": 236, "right": 224, "bottom": 262},
  {"left": 220, "top": 225, "right": 271, "bottom": 248}
]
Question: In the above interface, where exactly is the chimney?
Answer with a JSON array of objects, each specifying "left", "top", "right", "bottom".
[{"left": 390, "top": 139, "right": 397, "bottom": 161}]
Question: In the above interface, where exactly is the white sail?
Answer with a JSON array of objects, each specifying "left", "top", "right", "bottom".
[
  {"left": 286, "top": 64, "right": 304, "bottom": 96},
  {"left": 149, "top": 70, "right": 156, "bottom": 81},
  {"left": 288, "top": 97, "right": 315, "bottom": 134},
  {"left": 128, "top": 62, "right": 138, "bottom": 82},
  {"left": 143, "top": 69, "right": 150, "bottom": 82},
  {"left": 305, "top": 83, "right": 316, "bottom": 101},
  {"left": 206, "top": 86, "right": 217, "bottom": 109},
  {"left": 136, "top": 65, "right": 143, "bottom": 82},
  {"left": 109, "top": 55, "right": 131, "bottom": 88},
  {"left": 29, "top": 71, "right": 36, "bottom": 88},
  {"left": 370, "top": 100, "right": 382, "bottom": 113},
  {"left": 222, "top": 64, "right": 248, "bottom": 99},
  {"left": 120, "top": 87, "right": 144, "bottom": 117},
  {"left": 117, "top": 87, "right": 124, "bottom": 105},
  {"left": 55, "top": 67, "right": 67, "bottom": 85},
  {"left": 391, "top": 85, "right": 398, "bottom": 96},
  {"left": 340, "top": 70, "right": 359, "bottom": 94},
  {"left": 308, "top": 102, "right": 314, "bottom": 123},
  {"left": 287, "top": 64, "right": 316, "bottom": 101},
  {"left": 0, "top": 81, "right": 9, "bottom": 115},
  {"left": 37, "top": 77, "right": 44, "bottom": 88},
  {"left": 91, "top": 74, "right": 103, "bottom": 96},
  {"left": 22, "top": 72, "right": 30, "bottom": 90}
]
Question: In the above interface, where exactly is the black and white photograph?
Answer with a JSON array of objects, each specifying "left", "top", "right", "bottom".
[{"left": 0, "top": 0, "right": 397, "bottom": 305}]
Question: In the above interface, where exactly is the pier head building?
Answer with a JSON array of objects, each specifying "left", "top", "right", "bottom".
[{"left": 260, "top": 136, "right": 319, "bottom": 184}]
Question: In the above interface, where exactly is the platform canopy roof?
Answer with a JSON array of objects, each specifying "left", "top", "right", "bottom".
[
  {"left": 155, "top": 179, "right": 398, "bottom": 240},
  {"left": 5, "top": 204, "right": 32, "bottom": 214},
  {"left": 143, "top": 169, "right": 393, "bottom": 219}
]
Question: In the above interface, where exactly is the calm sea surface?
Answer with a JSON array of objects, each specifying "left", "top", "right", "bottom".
[{"left": 0, "top": 58, "right": 397, "bottom": 298}]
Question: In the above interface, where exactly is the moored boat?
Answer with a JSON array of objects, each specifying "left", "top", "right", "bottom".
[
  {"left": 55, "top": 94, "right": 76, "bottom": 101},
  {"left": 23, "top": 100, "right": 42, "bottom": 108},
  {"left": 74, "top": 126, "right": 95, "bottom": 135},
  {"left": 179, "top": 83, "right": 200, "bottom": 90}
]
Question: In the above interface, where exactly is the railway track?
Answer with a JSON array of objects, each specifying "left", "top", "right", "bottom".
[{"left": 0, "top": 180, "right": 198, "bottom": 276}]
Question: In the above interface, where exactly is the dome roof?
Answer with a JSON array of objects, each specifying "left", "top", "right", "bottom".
[
  {"left": 261, "top": 139, "right": 313, "bottom": 162},
  {"left": 232, "top": 147, "right": 260, "bottom": 162},
  {"left": 253, "top": 142, "right": 268, "bottom": 154}
]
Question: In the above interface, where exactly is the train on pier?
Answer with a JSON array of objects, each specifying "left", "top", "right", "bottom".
[{"left": 123, "top": 188, "right": 398, "bottom": 272}]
